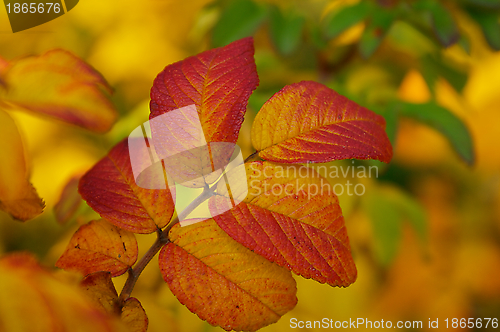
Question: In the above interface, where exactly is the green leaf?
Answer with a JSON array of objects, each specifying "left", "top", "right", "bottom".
[
  {"left": 468, "top": 9, "right": 500, "bottom": 50},
  {"left": 363, "top": 185, "right": 428, "bottom": 266},
  {"left": 269, "top": 7, "right": 305, "bottom": 55},
  {"left": 211, "top": 0, "right": 268, "bottom": 47},
  {"left": 396, "top": 101, "right": 475, "bottom": 165},
  {"left": 322, "top": 2, "right": 371, "bottom": 39},
  {"left": 427, "top": 2, "right": 459, "bottom": 47},
  {"left": 462, "top": 0, "right": 500, "bottom": 10},
  {"left": 421, "top": 54, "right": 468, "bottom": 93},
  {"left": 359, "top": 8, "right": 396, "bottom": 58},
  {"left": 363, "top": 191, "right": 402, "bottom": 266}
]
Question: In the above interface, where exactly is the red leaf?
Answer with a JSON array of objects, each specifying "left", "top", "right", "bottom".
[
  {"left": 209, "top": 161, "right": 357, "bottom": 287},
  {"left": 150, "top": 37, "right": 258, "bottom": 144},
  {"left": 251, "top": 81, "right": 393, "bottom": 163},
  {"left": 79, "top": 139, "right": 175, "bottom": 234}
]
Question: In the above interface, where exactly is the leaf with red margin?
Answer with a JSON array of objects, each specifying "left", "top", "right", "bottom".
[
  {"left": 56, "top": 219, "right": 138, "bottom": 277},
  {"left": 251, "top": 81, "right": 393, "bottom": 163},
  {"left": 0, "top": 253, "right": 128, "bottom": 332},
  {"left": 150, "top": 37, "right": 258, "bottom": 144},
  {"left": 209, "top": 161, "right": 357, "bottom": 287},
  {"left": 78, "top": 139, "right": 176, "bottom": 234},
  {"left": 160, "top": 219, "right": 297, "bottom": 332},
  {"left": 0, "top": 50, "right": 117, "bottom": 133}
]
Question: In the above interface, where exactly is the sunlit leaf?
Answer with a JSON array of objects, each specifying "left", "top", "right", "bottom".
[
  {"left": 211, "top": 0, "right": 267, "bottom": 47},
  {"left": 0, "top": 253, "right": 127, "bottom": 332},
  {"left": 322, "top": 2, "right": 370, "bottom": 39},
  {"left": 0, "top": 49, "right": 117, "bottom": 133},
  {"left": 396, "top": 101, "right": 474, "bottom": 165},
  {"left": 78, "top": 139, "right": 176, "bottom": 233},
  {"left": 56, "top": 219, "right": 138, "bottom": 277},
  {"left": 150, "top": 37, "right": 258, "bottom": 144},
  {"left": 209, "top": 161, "right": 357, "bottom": 287},
  {"left": 269, "top": 6, "right": 304, "bottom": 55},
  {"left": 0, "top": 109, "right": 44, "bottom": 221},
  {"left": 160, "top": 219, "right": 297, "bottom": 331},
  {"left": 54, "top": 175, "right": 82, "bottom": 225},
  {"left": 252, "top": 81, "right": 393, "bottom": 164}
]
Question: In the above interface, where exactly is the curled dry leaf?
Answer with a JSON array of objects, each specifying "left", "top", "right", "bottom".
[
  {"left": 0, "top": 109, "right": 44, "bottom": 221},
  {"left": 210, "top": 161, "right": 357, "bottom": 287},
  {"left": 0, "top": 253, "right": 128, "bottom": 332},
  {"left": 56, "top": 219, "right": 138, "bottom": 277},
  {"left": 160, "top": 219, "right": 297, "bottom": 332},
  {"left": 0, "top": 49, "right": 117, "bottom": 133},
  {"left": 251, "top": 81, "right": 393, "bottom": 164},
  {"left": 78, "top": 139, "right": 176, "bottom": 234}
]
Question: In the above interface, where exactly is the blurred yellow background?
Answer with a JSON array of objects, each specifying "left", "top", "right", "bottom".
[{"left": 1, "top": 0, "right": 500, "bottom": 331}]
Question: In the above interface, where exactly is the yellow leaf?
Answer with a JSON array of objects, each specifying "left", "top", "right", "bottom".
[
  {"left": 0, "top": 109, "right": 44, "bottom": 221},
  {"left": 121, "top": 298, "right": 149, "bottom": 332},
  {"left": 0, "top": 253, "right": 128, "bottom": 332},
  {"left": 160, "top": 219, "right": 297, "bottom": 331},
  {"left": 0, "top": 49, "right": 117, "bottom": 133}
]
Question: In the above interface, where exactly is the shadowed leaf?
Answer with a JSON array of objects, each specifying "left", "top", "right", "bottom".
[
  {"left": 54, "top": 175, "right": 82, "bottom": 225},
  {"left": 160, "top": 219, "right": 297, "bottom": 332},
  {"left": 0, "top": 50, "right": 117, "bottom": 133},
  {"left": 81, "top": 272, "right": 120, "bottom": 315},
  {"left": 56, "top": 219, "right": 138, "bottom": 277},
  {"left": 252, "top": 81, "right": 393, "bottom": 164},
  {"left": 0, "top": 109, "right": 44, "bottom": 221},
  {"left": 121, "top": 298, "right": 148, "bottom": 332},
  {"left": 210, "top": 161, "right": 357, "bottom": 287}
]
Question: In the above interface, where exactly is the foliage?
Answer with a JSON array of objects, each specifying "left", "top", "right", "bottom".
[{"left": 1, "top": 0, "right": 500, "bottom": 331}]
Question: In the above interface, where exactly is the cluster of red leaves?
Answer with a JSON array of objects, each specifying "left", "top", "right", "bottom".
[{"left": 56, "top": 38, "right": 392, "bottom": 332}]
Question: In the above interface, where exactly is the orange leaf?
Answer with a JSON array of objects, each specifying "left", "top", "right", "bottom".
[
  {"left": 0, "top": 253, "right": 127, "bottom": 332},
  {"left": 121, "top": 298, "right": 149, "bottom": 332},
  {"left": 0, "top": 109, "right": 44, "bottom": 221},
  {"left": 159, "top": 219, "right": 297, "bottom": 332},
  {"left": 209, "top": 161, "right": 357, "bottom": 287},
  {"left": 79, "top": 139, "right": 176, "bottom": 234},
  {"left": 56, "top": 219, "right": 138, "bottom": 277},
  {"left": 0, "top": 49, "right": 117, "bottom": 133},
  {"left": 150, "top": 37, "right": 258, "bottom": 144},
  {"left": 251, "top": 81, "right": 393, "bottom": 163}
]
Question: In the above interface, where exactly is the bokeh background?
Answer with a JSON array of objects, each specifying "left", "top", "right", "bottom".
[{"left": 1, "top": 0, "right": 500, "bottom": 331}]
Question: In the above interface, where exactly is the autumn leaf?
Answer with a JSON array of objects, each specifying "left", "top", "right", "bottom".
[
  {"left": 150, "top": 37, "right": 258, "bottom": 144},
  {"left": 56, "top": 219, "right": 138, "bottom": 277},
  {"left": 54, "top": 175, "right": 83, "bottom": 225},
  {"left": 0, "top": 109, "right": 44, "bottom": 221},
  {"left": 209, "top": 161, "right": 357, "bottom": 287},
  {"left": 0, "top": 49, "right": 117, "bottom": 133},
  {"left": 160, "top": 219, "right": 297, "bottom": 332},
  {"left": 82, "top": 272, "right": 148, "bottom": 332},
  {"left": 251, "top": 81, "right": 393, "bottom": 164},
  {"left": 78, "top": 139, "right": 176, "bottom": 234},
  {"left": 0, "top": 253, "right": 127, "bottom": 332}
]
